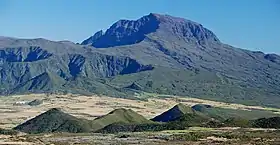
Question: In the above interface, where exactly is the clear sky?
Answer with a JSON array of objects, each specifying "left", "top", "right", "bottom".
[{"left": 1, "top": 0, "right": 279, "bottom": 54}]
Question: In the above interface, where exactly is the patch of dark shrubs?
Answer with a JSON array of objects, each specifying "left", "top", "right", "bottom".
[
  {"left": 252, "top": 117, "right": 280, "bottom": 128},
  {"left": 96, "top": 122, "right": 185, "bottom": 134}
]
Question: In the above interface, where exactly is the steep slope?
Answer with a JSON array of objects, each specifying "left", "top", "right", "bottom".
[
  {"left": 98, "top": 105, "right": 277, "bottom": 133},
  {"left": 12, "top": 71, "right": 66, "bottom": 94},
  {"left": 82, "top": 13, "right": 219, "bottom": 48},
  {"left": 88, "top": 13, "right": 280, "bottom": 107},
  {"left": 14, "top": 108, "right": 92, "bottom": 134},
  {"left": 90, "top": 108, "right": 152, "bottom": 131},
  {"left": 0, "top": 37, "right": 152, "bottom": 95},
  {"left": 177, "top": 104, "right": 280, "bottom": 128},
  {"left": 81, "top": 14, "right": 159, "bottom": 48},
  {"left": 1, "top": 13, "right": 280, "bottom": 108},
  {"left": 81, "top": 30, "right": 104, "bottom": 45},
  {"left": 152, "top": 103, "right": 195, "bottom": 122},
  {"left": 151, "top": 103, "right": 213, "bottom": 127},
  {"left": 152, "top": 103, "right": 279, "bottom": 128}
]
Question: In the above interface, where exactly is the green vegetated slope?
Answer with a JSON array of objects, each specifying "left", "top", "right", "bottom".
[
  {"left": 1, "top": 13, "right": 280, "bottom": 108},
  {"left": 174, "top": 104, "right": 279, "bottom": 128},
  {"left": 191, "top": 104, "right": 278, "bottom": 120},
  {"left": 97, "top": 104, "right": 209, "bottom": 134},
  {"left": 98, "top": 104, "right": 280, "bottom": 134},
  {"left": 14, "top": 108, "right": 93, "bottom": 134},
  {"left": 169, "top": 104, "right": 280, "bottom": 129},
  {"left": 14, "top": 108, "right": 152, "bottom": 134},
  {"left": 89, "top": 108, "right": 152, "bottom": 131},
  {"left": 151, "top": 103, "right": 195, "bottom": 122},
  {"left": 14, "top": 103, "right": 280, "bottom": 134},
  {"left": 12, "top": 71, "right": 66, "bottom": 94},
  {"left": 152, "top": 104, "right": 278, "bottom": 123},
  {"left": 106, "top": 67, "right": 280, "bottom": 108}
]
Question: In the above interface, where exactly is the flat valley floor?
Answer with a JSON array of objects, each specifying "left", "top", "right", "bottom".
[{"left": 1, "top": 94, "right": 280, "bottom": 145}]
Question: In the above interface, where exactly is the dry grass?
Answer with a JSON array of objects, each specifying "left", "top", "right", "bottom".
[{"left": 1, "top": 93, "right": 280, "bottom": 129}]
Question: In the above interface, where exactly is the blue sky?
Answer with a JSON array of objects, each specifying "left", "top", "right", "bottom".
[{"left": 1, "top": 0, "right": 279, "bottom": 54}]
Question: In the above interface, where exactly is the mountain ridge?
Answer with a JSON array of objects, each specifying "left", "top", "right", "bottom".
[
  {"left": 82, "top": 13, "right": 220, "bottom": 48},
  {"left": 1, "top": 13, "right": 280, "bottom": 108}
]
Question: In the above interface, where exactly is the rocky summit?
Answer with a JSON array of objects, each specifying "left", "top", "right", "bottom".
[
  {"left": 1, "top": 13, "right": 280, "bottom": 107},
  {"left": 82, "top": 13, "right": 220, "bottom": 48}
]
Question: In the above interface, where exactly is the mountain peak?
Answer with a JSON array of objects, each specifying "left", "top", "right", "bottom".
[
  {"left": 82, "top": 13, "right": 159, "bottom": 48},
  {"left": 147, "top": 13, "right": 195, "bottom": 24},
  {"left": 14, "top": 108, "right": 92, "bottom": 134},
  {"left": 91, "top": 108, "right": 151, "bottom": 131},
  {"left": 152, "top": 103, "right": 195, "bottom": 122},
  {"left": 148, "top": 13, "right": 220, "bottom": 43},
  {"left": 82, "top": 13, "right": 220, "bottom": 48}
]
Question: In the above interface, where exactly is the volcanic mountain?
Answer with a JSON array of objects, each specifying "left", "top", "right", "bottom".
[
  {"left": 152, "top": 103, "right": 195, "bottom": 122},
  {"left": 1, "top": 13, "right": 280, "bottom": 107},
  {"left": 152, "top": 103, "right": 279, "bottom": 125},
  {"left": 90, "top": 108, "right": 152, "bottom": 131},
  {"left": 14, "top": 108, "right": 92, "bottom": 134},
  {"left": 14, "top": 108, "right": 151, "bottom": 134}
]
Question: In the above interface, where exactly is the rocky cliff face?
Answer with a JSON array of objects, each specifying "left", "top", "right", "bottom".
[
  {"left": 82, "top": 13, "right": 159, "bottom": 48},
  {"left": 82, "top": 13, "right": 220, "bottom": 48}
]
